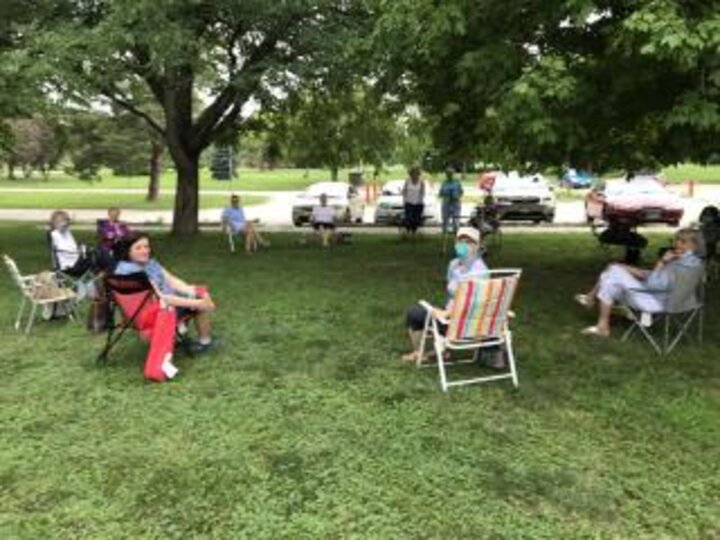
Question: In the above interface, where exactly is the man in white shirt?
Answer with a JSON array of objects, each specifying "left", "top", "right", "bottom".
[{"left": 311, "top": 194, "right": 337, "bottom": 247}]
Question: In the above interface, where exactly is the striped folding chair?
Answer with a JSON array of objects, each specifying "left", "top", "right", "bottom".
[{"left": 417, "top": 269, "right": 522, "bottom": 392}]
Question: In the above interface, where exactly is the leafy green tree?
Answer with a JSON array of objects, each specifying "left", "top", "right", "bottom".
[
  {"left": 1, "top": 118, "right": 65, "bottom": 179},
  {"left": 283, "top": 81, "right": 398, "bottom": 180},
  {"left": 370, "top": 0, "right": 720, "bottom": 172},
  {"left": 22, "top": 0, "right": 366, "bottom": 234}
]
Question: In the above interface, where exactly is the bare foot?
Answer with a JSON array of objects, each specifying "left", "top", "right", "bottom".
[{"left": 580, "top": 325, "right": 610, "bottom": 337}]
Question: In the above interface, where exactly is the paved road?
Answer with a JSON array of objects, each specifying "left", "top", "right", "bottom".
[{"left": 0, "top": 185, "right": 718, "bottom": 229}]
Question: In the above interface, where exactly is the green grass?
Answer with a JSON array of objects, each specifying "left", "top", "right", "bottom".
[
  {"left": 0, "top": 192, "right": 266, "bottom": 210},
  {"left": 0, "top": 166, "right": 408, "bottom": 192},
  {"left": 662, "top": 164, "right": 720, "bottom": 184},
  {"left": 0, "top": 227, "right": 719, "bottom": 538}
]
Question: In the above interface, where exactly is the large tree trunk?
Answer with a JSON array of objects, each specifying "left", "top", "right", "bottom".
[
  {"left": 172, "top": 157, "right": 200, "bottom": 235},
  {"left": 164, "top": 66, "right": 200, "bottom": 236},
  {"left": 147, "top": 141, "right": 162, "bottom": 201},
  {"left": 330, "top": 165, "right": 339, "bottom": 181}
]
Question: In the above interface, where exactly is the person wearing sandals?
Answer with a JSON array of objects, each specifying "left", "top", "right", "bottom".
[
  {"left": 575, "top": 228, "right": 704, "bottom": 337},
  {"left": 403, "top": 227, "right": 490, "bottom": 362}
]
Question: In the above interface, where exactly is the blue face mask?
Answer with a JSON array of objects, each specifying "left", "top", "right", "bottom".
[{"left": 454, "top": 242, "right": 470, "bottom": 259}]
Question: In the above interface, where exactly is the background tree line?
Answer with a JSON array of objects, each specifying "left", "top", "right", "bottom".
[{"left": 0, "top": 0, "right": 717, "bottom": 233}]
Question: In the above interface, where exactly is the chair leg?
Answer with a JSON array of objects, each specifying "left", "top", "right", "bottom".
[
  {"left": 228, "top": 231, "right": 235, "bottom": 253},
  {"left": 662, "top": 315, "right": 670, "bottom": 357},
  {"left": 505, "top": 332, "right": 519, "bottom": 388},
  {"left": 24, "top": 301, "right": 38, "bottom": 334},
  {"left": 435, "top": 340, "right": 449, "bottom": 392},
  {"left": 666, "top": 311, "right": 699, "bottom": 356},
  {"left": 15, "top": 296, "right": 27, "bottom": 331},
  {"left": 416, "top": 311, "right": 432, "bottom": 368},
  {"left": 698, "top": 306, "right": 704, "bottom": 345}
]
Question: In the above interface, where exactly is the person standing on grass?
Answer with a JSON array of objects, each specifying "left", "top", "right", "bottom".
[
  {"left": 403, "top": 227, "right": 492, "bottom": 362},
  {"left": 402, "top": 166, "right": 425, "bottom": 237},
  {"left": 114, "top": 232, "right": 217, "bottom": 353},
  {"left": 439, "top": 167, "right": 464, "bottom": 234},
  {"left": 311, "top": 193, "right": 337, "bottom": 248},
  {"left": 575, "top": 228, "right": 704, "bottom": 337},
  {"left": 221, "top": 194, "right": 268, "bottom": 253}
]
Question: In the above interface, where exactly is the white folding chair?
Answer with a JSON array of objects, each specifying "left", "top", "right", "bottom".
[
  {"left": 3, "top": 254, "right": 77, "bottom": 334},
  {"left": 226, "top": 228, "right": 236, "bottom": 253},
  {"left": 416, "top": 269, "right": 522, "bottom": 392},
  {"left": 620, "top": 264, "right": 705, "bottom": 356}
]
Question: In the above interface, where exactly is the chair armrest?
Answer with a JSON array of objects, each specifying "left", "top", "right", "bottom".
[
  {"left": 625, "top": 286, "right": 669, "bottom": 295},
  {"left": 418, "top": 300, "right": 449, "bottom": 325}
]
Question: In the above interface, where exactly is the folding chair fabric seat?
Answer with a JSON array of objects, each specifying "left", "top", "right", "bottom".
[
  {"left": 621, "top": 263, "right": 705, "bottom": 356},
  {"left": 3, "top": 254, "right": 77, "bottom": 334},
  {"left": 98, "top": 273, "right": 184, "bottom": 382},
  {"left": 417, "top": 269, "right": 522, "bottom": 392}
]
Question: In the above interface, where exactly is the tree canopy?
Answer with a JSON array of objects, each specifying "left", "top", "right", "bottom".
[
  {"left": 2, "top": 0, "right": 718, "bottom": 232},
  {"left": 14, "top": 0, "right": 367, "bottom": 234}
]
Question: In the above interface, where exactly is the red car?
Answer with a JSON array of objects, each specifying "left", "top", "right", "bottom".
[{"left": 585, "top": 177, "right": 684, "bottom": 226}]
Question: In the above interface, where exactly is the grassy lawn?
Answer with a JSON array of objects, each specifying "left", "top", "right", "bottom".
[
  {"left": 663, "top": 164, "right": 720, "bottom": 184},
  {"left": 0, "top": 192, "right": 266, "bottom": 211},
  {"left": 0, "top": 227, "right": 718, "bottom": 538},
  {"left": 0, "top": 166, "right": 407, "bottom": 193}
]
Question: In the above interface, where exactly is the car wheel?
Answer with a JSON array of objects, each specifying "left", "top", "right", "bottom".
[
  {"left": 293, "top": 218, "right": 303, "bottom": 227},
  {"left": 546, "top": 214, "right": 555, "bottom": 223}
]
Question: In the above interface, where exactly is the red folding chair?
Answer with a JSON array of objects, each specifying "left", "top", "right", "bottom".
[{"left": 97, "top": 273, "right": 194, "bottom": 382}]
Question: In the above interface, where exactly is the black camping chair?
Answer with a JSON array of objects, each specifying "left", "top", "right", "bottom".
[{"left": 96, "top": 273, "right": 195, "bottom": 364}]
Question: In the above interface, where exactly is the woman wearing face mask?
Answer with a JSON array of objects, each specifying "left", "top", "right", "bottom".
[
  {"left": 49, "top": 210, "right": 94, "bottom": 277},
  {"left": 114, "top": 233, "right": 216, "bottom": 353},
  {"left": 402, "top": 227, "right": 488, "bottom": 361}
]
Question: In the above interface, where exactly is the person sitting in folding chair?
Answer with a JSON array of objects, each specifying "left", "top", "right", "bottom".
[
  {"left": 221, "top": 194, "right": 268, "bottom": 253},
  {"left": 311, "top": 193, "right": 338, "bottom": 248},
  {"left": 49, "top": 210, "right": 95, "bottom": 279},
  {"left": 575, "top": 228, "right": 704, "bottom": 338},
  {"left": 403, "top": 227, "right": 491, "bottom": 361},
  {"left": 114, "top": 232, "right": 217, "bottom": 353}
]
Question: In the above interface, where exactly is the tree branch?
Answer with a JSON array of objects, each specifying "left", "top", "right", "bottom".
[
  {"left": 190, "top": 36, "right": 278, "bottom": 150},
  {"left": 100, "top": 87, "right": 166, "bottom": 136}
]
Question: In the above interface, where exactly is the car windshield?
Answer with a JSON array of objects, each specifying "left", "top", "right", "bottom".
[{"left": 606, "top": 180, "right": 666, "bottom": 197}]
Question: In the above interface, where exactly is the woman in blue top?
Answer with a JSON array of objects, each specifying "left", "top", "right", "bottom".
[
  {"left": 221, "top": 194, "right": 268, "bottom": 253},
  {"left": 576, "top": 228, "right": 704, "bottom": 337},
  {"left": 114, "top": 233, "right": 216, "bottom": 352},
  {"left": 402, "top": 227, "right": 488, "bottom": 361}
]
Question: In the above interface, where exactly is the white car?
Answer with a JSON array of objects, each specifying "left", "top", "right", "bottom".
[
  {"left": 292, "top": 181, "right": 365, "bottom": 226},
  {"left": 374, "top": 179, "right": 437, "bottom": 225},
  {"left": 490, "top": 172, "right": 556, "bottom": 223}
]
